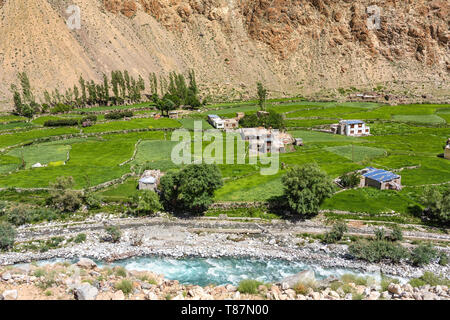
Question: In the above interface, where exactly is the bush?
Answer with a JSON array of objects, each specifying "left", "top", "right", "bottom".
[
  {"left": 348, "top": 240, "right": 409, "bottom": 263},
  {"left": 339, "top": 172, "right": 361, "bottom": 188},
  {"left": 323, "top": 222, "right": 348, "bottom": 244},
  {"left": 438, "top": 252, "right": 448, "bottom": 266},
  {"left": 409, "top": 272, "right": 450, "bottom": 287},
  {"left": 105, "top": 226, "right": 121, "bottom": 243},
  {"left": 388, "top": 225, "right": 403, "bottom": 242},
  {"left": 128, "top": 190, "right": 162, "bottom": 216},
  {"left": 105, "top": 111, "right": 133, "bottom": 120},
  {"left": 0, "top": 222, "right": 16, "bottom": 251},
  {"left": 50, "top": 103, "right": 73, "bottom": 114},
  {"left": 81, "top": 115, "right": 97, "bottom": 122},
  {"left": 6, "top": 205, "right": 59, "bottom": 226},
  {"left": 281, "top": 164, "right": 335, "bottom": 216},
  {"left": 115, "top": 279, "right": 133, "bottom": 295},
  {"left": 6, "top": 206, "right": 31, "bottom": 226},
  {"left": 410, "top": 243, "right": 438, "bottom": 266},
  {"left": 47, "top": 177, "right": 82, "bottom": 212},
  {"left": 237, "top": 279, "right": 263, "bottom": 295},
  {"left": 420, "top": 186, "right": 450, "bottom": 225},
  {"left": 380, "top": 275, "right": 399, "bottom": 292},
  {"left": 374, "top": 228, "right": 385, "bottom": 241},
  {"left": 74, "top": 233, "right": 87, "bottom": 244},
  {"left": 84, "top": 192, "right": 102, "bottom": 209},
  {"left": 44, "top": 119, "right": 79, "bottom": 127}
]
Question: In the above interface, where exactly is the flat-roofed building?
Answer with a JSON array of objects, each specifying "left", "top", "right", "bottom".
[
  {"left": 334, "top": 120, "right": 370, "bottom": 136},
  {"left": 360, "top": 167, "right": 402, "bottom": 190}
]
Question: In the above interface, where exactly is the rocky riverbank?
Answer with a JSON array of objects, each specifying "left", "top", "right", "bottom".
[
  {"left": 0, "top": 258, "right": 449, "bottom": 301},
  {"left": 1, "top": 216, "right": 449, "bottom": 280}
]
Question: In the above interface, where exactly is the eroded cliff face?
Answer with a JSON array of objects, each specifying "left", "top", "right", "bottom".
[{"left": 0, "top": 0, "right": 448, "bottom": 109}]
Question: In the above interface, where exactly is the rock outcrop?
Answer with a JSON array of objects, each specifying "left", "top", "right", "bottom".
[{"left": 0, "top": 0, "right": 448, "bottom": 109}]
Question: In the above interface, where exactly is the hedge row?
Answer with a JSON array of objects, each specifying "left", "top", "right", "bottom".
[
  {"left": 43, "top": 116, "right": 98, "bottom": 127},
  {"left": 104, "top": 111, "right": 134, "bottom": 120}
]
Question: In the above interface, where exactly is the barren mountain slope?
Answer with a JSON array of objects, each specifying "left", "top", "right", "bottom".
[{"left": 0, "top": 0, "right": 448, "bottom": 109}]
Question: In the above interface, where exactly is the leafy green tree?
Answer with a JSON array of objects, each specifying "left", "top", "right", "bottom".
[
  {"left": 103, "top": 73, "right": 110, "bottom": 105},
  {"left": 79, "top": 76, "right": 87, "bottom": 105},
  {"left": 129, "top": 190, "right": 162, "bottom": 216},
  {"left": 339, "top": 172, "right": 361, "bottom": 188},
  {"left": 0, "top": 222, "right": 16, "bottom": 251},
  {"left": 281, "top": 163, "right": 335, "bottom": 216},
  {"left": 256, "top": 82, "right": 267, "bottom": 111},
  {"left": 47, "top": 176, "right": 82, "bottom": 213},
  {"left": 262, "top": 110, "right": 285, "bottom": 129},
  {"left": 159, "top": 164, "right": 223, "bottom": 214},
  {"left": 421, "top": 186, "right": 450, "bottom": 225},
  {"left": 410, "top": 243, "right": 438, "bottom": 266}
]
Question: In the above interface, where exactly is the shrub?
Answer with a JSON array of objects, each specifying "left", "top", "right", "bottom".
[
  {"left": 7, "top": 206, "right": 31, "bottom": 226},
  {"left": 0, "top": 222, "right": 16, "bottom": 251},
  {"left": 115, "top": 279, "right": 133, "bottom": 295},
  {"left": 128, "top": 190, "right": 162, "bottom": 216},
  {"left": 388, "top": 225, "right": 403, "bottom": 242},
  {"left": 281, "top": 164, "right": 335, "bottom": 216},
  {"left": 374, "top": 228, "right": 385, "bottom": 241},
  {"left": 114, "top": 267, "right": 127, "bottom": 278},
  {"left": 409, "top": 272, "right": 450, "bottom": 287},
  {"left": 44, "top": 119, "right": 79, "bottom": 127},
  {"left": 323, "top": 221, "right": 348, "bottom": 244},
  {"left": 410, "top": 243, "right": 438, "bottom": 266},
  {"left": 81, "top": 115, "right": 97, "bottom": 122},
  {"left": 380, "top": 275, "right": 399, "bottom": 292},
  {"left": 74, "top": 233, "right": 87, "bottom": 244},
  {"left": 438, "top": 252, "right": 448, "bottom": 266},
  {"left": 293, "top": 282, "right": 309, "bottom": 295},
  {"left": 237, "top": 279, "right": 263, "bottom": 295},
  {"left": 105, "top": 226, "right": 121, "bottom": 243},
  {"left": 6, "top": 206, "right": 58, "bottom": 226},
  {"left": 348, "top": 240, "right": 409, "bottom": 263},
  {"left": 84, "top": 192, "right": 102, "bottom": 209},
  {"left": 339, "top": 172, "right": 361, "bottom": 188},
  {"left": 105, "top": 111, "right": 133, "bottom": 120},
  {"left": 50, "top": 103, "right": 73, "bottom": 114},
  {"left": 420, "top": 186, "right": 450, "bottom": 225},
  {"left": 47, "top": 177, "right": 82, "bottom": 212}
]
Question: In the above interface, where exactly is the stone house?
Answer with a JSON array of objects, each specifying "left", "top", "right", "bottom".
[
  {"left": 138, "top": 170, "right": 164, "bottom": 191},
  {"left": 239, "top": 128, "right": 294, "bottom": 154},
  {"left": 360, "top": 167, "right": 402, "bottom": 190}
]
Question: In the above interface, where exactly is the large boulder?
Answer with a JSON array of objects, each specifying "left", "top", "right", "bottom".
[
  {"left": 2, "top": 290, "right": 18, "bottom": 300},
  {"left": 74, "top": 283, "right": 98, "bottom": 300},
  {"left": 76, "top": 258, "right": 97, "bottom": 270},
  {"left": 280, "top": 270, "right": 316, "bottom": 289}
]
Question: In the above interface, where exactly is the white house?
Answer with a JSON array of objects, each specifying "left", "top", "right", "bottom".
[
  {"left": 207, "top": 115, "right": 225, "bottom": 129},
  {"left": 335, "top": 120, "right": 370, "bottom": 136}
]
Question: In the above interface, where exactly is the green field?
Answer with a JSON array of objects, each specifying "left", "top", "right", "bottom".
[{"left": 0, "top": 100, "right": 448, "bottom": 222}]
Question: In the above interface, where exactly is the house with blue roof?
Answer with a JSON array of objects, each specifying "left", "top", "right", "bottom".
[
  {"left": 332, "top": 120, "right": 370, "bottom": 136},
  {"left": 360, "top": 167, "right": 402, "bottom": 190}
]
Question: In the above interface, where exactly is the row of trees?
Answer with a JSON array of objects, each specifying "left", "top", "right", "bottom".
[
  {"left": 149, "top": 70, "right": 203, "bottom": 116},
  {"left": 10, "top": 70, "right": 203, "bottom": 118}
]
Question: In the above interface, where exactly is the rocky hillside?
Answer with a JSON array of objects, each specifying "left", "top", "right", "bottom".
[{"left": 0, "top": 0, "right": 448, "bottom": 109}]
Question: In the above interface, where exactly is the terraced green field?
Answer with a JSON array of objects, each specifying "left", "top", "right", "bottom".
[{"left": 0, "top": 100, "right": 448, "bottom": 220}]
